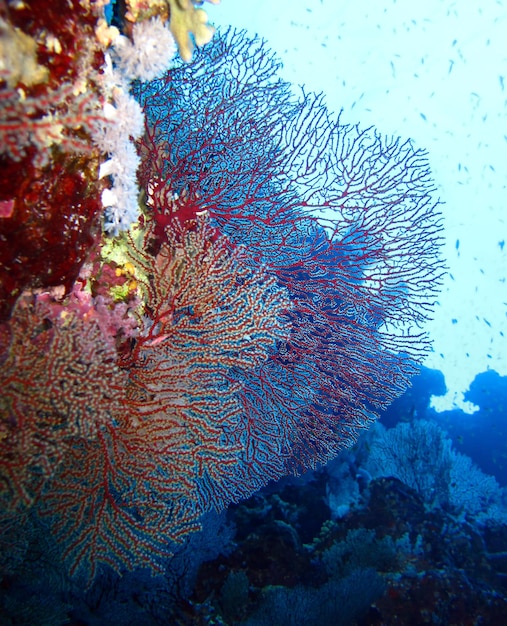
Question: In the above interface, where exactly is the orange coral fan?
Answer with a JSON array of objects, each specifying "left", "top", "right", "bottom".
[
  {"left": 125, "top": 217, "right": 291, "bottom": 502},
  {"left": 28, "top": 217, "right": 290, "bottom": 581},
  {"left": 0, "top": 295, "right": 127, "bottom": 510}
]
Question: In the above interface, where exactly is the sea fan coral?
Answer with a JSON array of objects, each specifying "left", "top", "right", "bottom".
[
  {"left": 134, "top": 29, "right": 445, "bottom": 476},
  {"left": 0, "top": 294, "right": 128, "bottom": 511}
]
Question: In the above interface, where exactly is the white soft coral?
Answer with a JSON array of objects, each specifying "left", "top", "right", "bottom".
[
  {"left": 100, "top": 141, "right": 141, "bottom": 234},
  {"left": 95, "top": 89, "right": 143, "bottom": 235},
  {"left": 95, "top": 17, "right": 176, "bottom": 235},
  {"left": 113, "top": 17, "right": 176, "bottom": 82}
]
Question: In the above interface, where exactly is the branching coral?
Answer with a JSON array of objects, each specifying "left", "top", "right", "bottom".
[{"left": 26, "top": 216, "right": 290, "bottom": 581}]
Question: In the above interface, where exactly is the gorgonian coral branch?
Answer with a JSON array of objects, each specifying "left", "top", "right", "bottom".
[{"left": 1, "top": 27, "right": 445, "bottom": 585}]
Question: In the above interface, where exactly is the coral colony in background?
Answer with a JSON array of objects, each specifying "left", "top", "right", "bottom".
[{"left": 0, "top": 0, "right": 444, "bottom": 587}]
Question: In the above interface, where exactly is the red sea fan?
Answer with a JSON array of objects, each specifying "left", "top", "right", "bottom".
[
  {"left": 134, "top": 29, "right": 445, "bottom": 477},
  {"left": 121, "top": 217, "right": 292, "bottom": 530}
]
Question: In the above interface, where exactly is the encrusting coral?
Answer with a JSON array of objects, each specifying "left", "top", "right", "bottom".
[{"left": 0, "top": 0, "right": 217, "bottom": 321}]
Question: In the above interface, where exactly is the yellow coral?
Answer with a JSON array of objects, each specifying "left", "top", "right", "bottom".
[
  {"left": 167, "top": 0, "right": 219, "bottom": 62},
  {"left": 124, "top": 0, "right": 219, "bottom": 62},
  {"left": 0, "top": 18, "right": 49, "bottom": 87}
]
